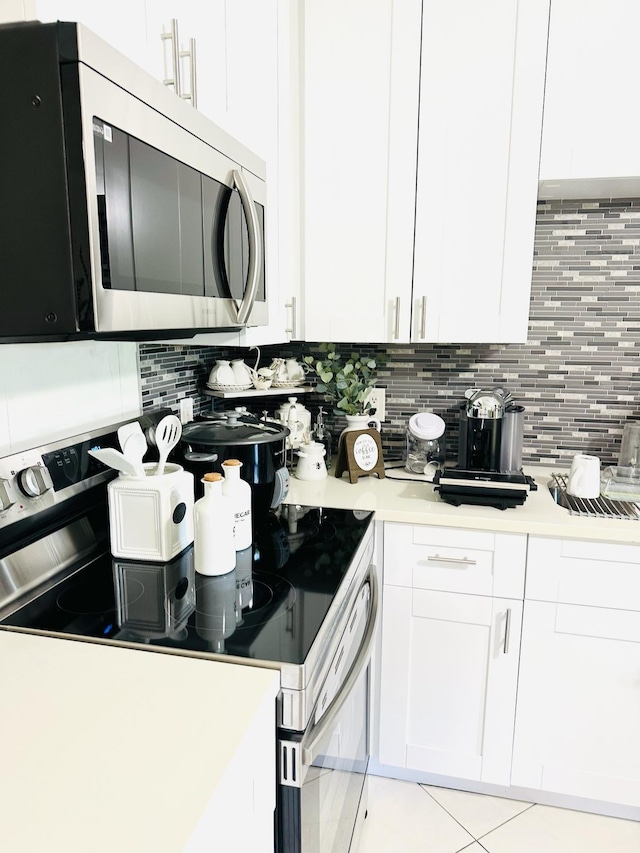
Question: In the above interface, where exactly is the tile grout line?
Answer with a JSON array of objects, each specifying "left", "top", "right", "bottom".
[
  {"left": 419, "top": 784, "right": 538, "bottom": 844},
  {"left": 418, "top": 785, "right": 477, "bottom": 841},
  {"left": 475, "top": 802, "right": 538, "bottom": 842}
]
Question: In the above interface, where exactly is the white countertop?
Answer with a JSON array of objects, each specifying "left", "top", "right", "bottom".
[
  {"left": 0, "top": 631, "right": 279, "bottom": 852},
  {"left": 286, "top": 465, "right": 640, "bottom": 544}
]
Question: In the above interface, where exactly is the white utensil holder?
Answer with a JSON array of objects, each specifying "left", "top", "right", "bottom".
[{"left": 107, "top": 463, "right": 194, "bottom": 561}]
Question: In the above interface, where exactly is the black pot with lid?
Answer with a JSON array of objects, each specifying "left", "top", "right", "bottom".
[{"left": 177, "top": 410, "right": 290, "bottom": 518}]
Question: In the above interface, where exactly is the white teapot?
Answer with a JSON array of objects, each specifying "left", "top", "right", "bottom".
[
  {"left": 230, "top": 358, "right": 254, "bottom": 387},
  {"left": 208, "top": 359, "right": 235, "bottom": 387},
  {"left": 284, "top": 358, "right": 306, "bottom": 385}
]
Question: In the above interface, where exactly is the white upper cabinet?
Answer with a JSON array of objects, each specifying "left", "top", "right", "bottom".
[
  {"left": 301, "top": 0, "right": 548, "bottom": 344},
  {"left": 301, "top": 0, "right": 420, "bottom": 343},
  {"left": 413, "top": 0, "right": 549, "bottom": 343},
  {"left": 540, "top": 0, "right": 640, "bottom": 198}
]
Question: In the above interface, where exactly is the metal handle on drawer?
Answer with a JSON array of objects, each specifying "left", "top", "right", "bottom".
[
  {"left": 503, "top": 608, "right": 512, "bottom": 655},
  {"left": 426, "top": 554, "right": 477, "bottom": 566},
  {"left": 161, "top": 19, "right": 181, "bottom": 95},
  {"left": 420, "top": 295, "right": 427, "bottom": 339},
  {"left": 179, "top": 38, "right": 197, "bottom": 107},
  {"left": 285, "top": 296, "right": 298, "bottom": 338},
  {"left": 393, "top": 297, "right": 401, "bottom": 339}
]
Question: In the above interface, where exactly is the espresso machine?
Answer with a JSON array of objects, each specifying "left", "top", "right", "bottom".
[{"left": 433, "top": 388, "right": 536, "bottom": 510}]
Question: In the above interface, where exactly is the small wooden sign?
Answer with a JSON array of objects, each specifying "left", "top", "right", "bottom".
[{"left": 335, "top": 428, "right": 386, "bottom": 484}]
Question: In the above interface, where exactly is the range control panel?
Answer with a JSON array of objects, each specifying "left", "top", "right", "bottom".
[{"left": 0, "top": 426, "right": 122, "bottom": 527}]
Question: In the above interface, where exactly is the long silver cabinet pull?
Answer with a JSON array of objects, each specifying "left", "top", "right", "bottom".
[
  {"left": 161, "top": 19, "right": 181, "bottom": 95},
  {"left": 179, "top": 38, "right": 197, "bottom": 107},
  {"left": 426, "top": 554, "right": 477, "bottom": 566},
  {"left": 503, "top": 608, "right": 512, "bottom": 655},
  {"left": 233, "top": 169, "right": 262, "bottom": 325},
  {"left": 285, "top": 296, "right": 298, "bottom": 338},
  {"left": 393, "top": 296, "right": 401, "bottom": 339},
  {"left": 420, "top": 295, "right": 427, "bottom": 339}
]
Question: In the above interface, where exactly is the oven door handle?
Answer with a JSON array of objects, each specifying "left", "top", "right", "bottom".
[
  {"left": 233, "top": 169, "right": 262, "bottom": 325},
  {"left": 301, "top": 566, "right": 379, "bottom": 768}
]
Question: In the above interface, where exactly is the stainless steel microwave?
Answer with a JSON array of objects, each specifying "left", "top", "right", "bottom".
[{"left": 0, "top": 21, "right": 267, "bottom": 342}]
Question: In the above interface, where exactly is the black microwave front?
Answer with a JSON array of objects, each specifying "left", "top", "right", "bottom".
[{"left": 0, "top": 21, "right": 267, "bottom": 342}]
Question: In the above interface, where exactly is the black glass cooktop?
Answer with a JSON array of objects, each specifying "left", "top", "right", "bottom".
[{"left": 1, "top": 506, "right": 372, "bottom": 665}]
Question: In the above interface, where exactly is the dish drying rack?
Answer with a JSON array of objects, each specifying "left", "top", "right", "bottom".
[{"left": 549, "top": 473, "right": 640, "bottom": 521}]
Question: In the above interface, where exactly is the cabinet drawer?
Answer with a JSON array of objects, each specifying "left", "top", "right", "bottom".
[
  {"left": 383, "top": 522, "right": 526, "bottom": 599},
  {"left": 527, "top": 536, "right": 640, "bottom": 610}
]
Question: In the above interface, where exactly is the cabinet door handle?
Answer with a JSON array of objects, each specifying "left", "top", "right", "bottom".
[
  {"left": 179, "top": 38, "right": 197, "bottom": 107},
  {"left": 161, "top": 19, "right": 182, "bottom": 96},
  {"left": 285, "top": 296, "right": 298, "bottom": 338},
  {"left": 393, "top": 296, "right": 401, "bottom": 339},
  {"left": 426, "top": 554, "right": 477, "bottom": 566},
  {"left": 503, "top": 608, "right": 512, "bottom": 655},
  {"left": 420, "top": 295, "right": 427, "bottom": 339}
]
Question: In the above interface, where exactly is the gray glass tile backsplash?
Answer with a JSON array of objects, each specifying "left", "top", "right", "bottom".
[{"left": 140, "top": 198, "right": 640, "bottom": 467}]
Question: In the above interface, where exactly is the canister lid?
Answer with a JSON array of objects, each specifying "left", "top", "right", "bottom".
[
  {"left": 408, "top": 412, "right": 445, "bottom": 441},
  {"left": 222, "top": 459, "right": 242, "bottom": 467},
  {"left": 203, "top": 472, "right": 222, "bottom": 482}
]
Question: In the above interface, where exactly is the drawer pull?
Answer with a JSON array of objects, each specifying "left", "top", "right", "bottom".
[
  {"left": 503, "top": 608, "right": 512, "bottom": 655},
  {"left": 427, "top": 554, "right": 477, "bottom": 567}
]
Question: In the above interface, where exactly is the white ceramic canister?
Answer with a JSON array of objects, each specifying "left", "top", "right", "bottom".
[
  {"left": 276, "top": 397, "right": 312, "bottom": 447},
  {"left": 193, "top": 473, "right": 236, "bottom": 575},
  {"left": 222, "top": 459, "right": 253, "bottom": 551},
  {"left": 107, "top": 462, "right": 194, "bottom": 562}
]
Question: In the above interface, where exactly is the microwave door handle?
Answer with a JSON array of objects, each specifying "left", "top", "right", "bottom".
[
  {"left": 300, "top": 566, "right": 379, "bottom": 769},
  {"left": 232, "top": 169, "right": 262, "bottom": 325}
]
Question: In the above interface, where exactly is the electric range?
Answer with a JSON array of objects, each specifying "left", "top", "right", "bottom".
[{"left": 0, "top": 419, "right": 379, "bottom": 853}]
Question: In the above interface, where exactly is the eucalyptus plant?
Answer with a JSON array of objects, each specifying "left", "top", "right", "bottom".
[{"left": 303, "top": 343, "right": 383, "bottom": 416}]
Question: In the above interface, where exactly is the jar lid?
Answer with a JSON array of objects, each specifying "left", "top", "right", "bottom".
[{"left": 408, "top": 412, "right": 445, "bottom": 440}]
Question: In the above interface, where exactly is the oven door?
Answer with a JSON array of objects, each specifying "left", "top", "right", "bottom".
[
  {"left": 73, "top": 63, "right": 267, "bottom": 334},
  {"left": 278, "top": 568, "right": 378, "bottom": 853}
]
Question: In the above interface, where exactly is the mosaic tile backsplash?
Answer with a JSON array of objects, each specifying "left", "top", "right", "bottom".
[{"left": 140, "top": 198, "right": 640, "bottom": 467}]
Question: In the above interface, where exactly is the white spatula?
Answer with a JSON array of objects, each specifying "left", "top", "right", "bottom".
[{"left": 155, "top": 415, "right": 182, "bottom": 476}]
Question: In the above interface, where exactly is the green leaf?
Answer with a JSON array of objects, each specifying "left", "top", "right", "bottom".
[
  {"left": 303, "top": 355, "right": 313, "bottom": 365},
  {"left": 336, "top": 380, "right": 348, "bottom": 390},
  {"left": 320, "top": 371, "right": 334, "bottom": 383},
  {"left": 367, "top": 359, "right": 377, "bottom": 369},
  {"left": 343, "top": 363, "right": 353, "bottom": 375},
  {"left": 316, "top": 383, "right": 327, "bottom": 393}
]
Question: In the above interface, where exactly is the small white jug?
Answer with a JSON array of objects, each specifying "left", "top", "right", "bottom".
[
  {"left": 567, "top": 454, "right": 601, "bottom": 499},
  {"left": 295, "top": 442, "right": 328, "bottom": 481}
]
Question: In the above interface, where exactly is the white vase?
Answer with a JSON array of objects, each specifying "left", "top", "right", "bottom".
[{"left": 339, "top": 413, "right": 381, "bottom": 443}]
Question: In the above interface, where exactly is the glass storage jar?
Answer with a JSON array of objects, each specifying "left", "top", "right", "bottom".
[{"left": 405, "top": 412, "right": 445, "bottom": 475}]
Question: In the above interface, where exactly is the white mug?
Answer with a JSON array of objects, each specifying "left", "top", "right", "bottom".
[{"left": 567, "top": 454, "right": 601, "bottom": 499}]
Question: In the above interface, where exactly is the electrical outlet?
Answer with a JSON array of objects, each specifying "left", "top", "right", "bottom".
[
  {"left": 366, "top": 388, "right": 386, "bottom": 421},
  {"left": 179, "top": 397, "right": 194, "bottom": 424}
]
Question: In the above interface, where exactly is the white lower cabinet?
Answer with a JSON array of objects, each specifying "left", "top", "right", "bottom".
[
  {"left": 378, "top": 523, "right": 526, "bottom": 786},
  {"left": 511, "top": 599, "right": 640, "bottom": 807},
  {"left": 511, "top": 535, "right": 640, "bottom": 808}
]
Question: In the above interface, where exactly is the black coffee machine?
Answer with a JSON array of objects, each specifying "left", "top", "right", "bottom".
[
  {"left": 433, "top": 388, "right": 535, "bottom": 510},
  {"left": 458, "top": 388, "right": 524, "bottom": 473}
]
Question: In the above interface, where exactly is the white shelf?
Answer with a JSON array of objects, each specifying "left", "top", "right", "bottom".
[{"left": 202, "top": 386, "right": 313, "bottom": 400}]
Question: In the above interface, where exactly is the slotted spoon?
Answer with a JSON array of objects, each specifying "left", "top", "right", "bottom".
[{"left": 155, "top": 415, "right": 182, "bottom": 476}]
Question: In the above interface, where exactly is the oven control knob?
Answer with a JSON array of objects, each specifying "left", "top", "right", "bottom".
[
  {"left": 0, "top": 478, "right": 14, "bottom": 512},
  {"left": 18, "top": 465, "right": 53, "bottom": 498}
]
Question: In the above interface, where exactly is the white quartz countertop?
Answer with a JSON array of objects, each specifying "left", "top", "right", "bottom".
[
  {"left": 0, "top": 631, "right": 279, "bottom": 852},
  {"left": 286, "top": 465, "right": 640, "bottom": 544}
]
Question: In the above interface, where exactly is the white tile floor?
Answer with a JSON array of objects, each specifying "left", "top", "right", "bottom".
[{"left": 357, "top": 776, "right": 640, "bottom": 853}]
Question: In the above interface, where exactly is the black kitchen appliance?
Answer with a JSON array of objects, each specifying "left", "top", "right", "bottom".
[
  {"left": 0, "top": 420, "right": 376, "bottom": 853},
  {"left": 0, "top": 21, "right": 267, "bottom": 342},
  {"left": 177, "top": 411, "right": 290, "bottom": 518},
  {"left": 441, "top": 388, "right": 535, "bottom": 509}
]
